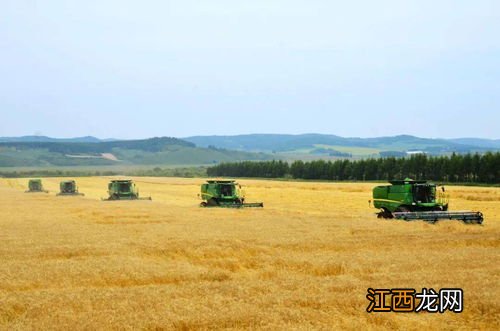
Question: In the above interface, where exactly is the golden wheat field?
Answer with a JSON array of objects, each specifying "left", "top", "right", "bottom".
[{"left": 0, "top": 177, "right": 498, "bottom": 330}]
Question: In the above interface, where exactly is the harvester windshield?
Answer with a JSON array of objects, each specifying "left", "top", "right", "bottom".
[
  {"left": 220, "top": 184, "right": 234, "bottom": 197},
  {"left": 118, "top": 182, "right": 131, "bottom": 192},
  {"left": 31, "top": 181, "right": 41, "bottom": 191},
  {"left": 63, "top": 182, "right": 74, "bottom": 192},
  {"left": 413, "top": 184, "right": 435, "bottom": 203}
]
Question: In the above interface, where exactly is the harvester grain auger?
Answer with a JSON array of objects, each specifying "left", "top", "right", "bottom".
[
  {"left": 371, "top": 178, "right": 483, "bottom": 224},
  {"left": 56, "top": 180, "right": 85, "bottom": 196},
  {"left": 102, "top": 180, "right": 152, "bottom": 201},
  {"left": 25, "top": 179, "right": 49, "bottom": 193},
  {"left": 199, "top": 180, "right": 263, "bottom": 208}
]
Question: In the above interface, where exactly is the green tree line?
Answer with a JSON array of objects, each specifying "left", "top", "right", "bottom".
[{"left": 207, "top": 153, "right": 500, "bottom": 184}]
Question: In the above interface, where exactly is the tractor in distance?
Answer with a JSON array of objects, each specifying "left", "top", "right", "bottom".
[
  {"left": 25, "top": 179, "right": 48, "bottom": 193},
  {"left": 102, "top": 179, "right": 152, "bottom": 201},
  {"left": 56, "top": 180, "right": 84, "bottom": 196},
  {"left": 371, "top": 178, "right": 483, "bottom": 224},
  {"left": 199, "top": 180, "right": 263, "bottom": 208}
]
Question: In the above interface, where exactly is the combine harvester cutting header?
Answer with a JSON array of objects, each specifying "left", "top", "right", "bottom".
[
  {"left": 372, "top": 178, "right": 483, "bottom": 224},
  {"left": 200, "top": 180, "right": 263, "bottom": 208}
]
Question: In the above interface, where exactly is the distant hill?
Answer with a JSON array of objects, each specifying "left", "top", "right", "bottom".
[
  {"left": 0, "top": 135, "right": 116, "bottom": 143},
  {"left": 2, "top": 134, "right": 498, "bottom": 167},
  {"left": 184, "top": 134, "right": 499, "bottom": 158},
  {"left": 0, "top": 137, "right": 272, "bottom": 167},
  {"left": 448, "top": 138, "right": 500, "bottom": 149}
]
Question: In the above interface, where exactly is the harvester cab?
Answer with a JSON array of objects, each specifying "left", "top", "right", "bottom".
[
  {"left": 200, "top": 180, "right": 263, "bottom": 208},
  {"left": 372, "top": 178, "right": 483, "bottom": 224},
  {"left": 57, "top": 180, "right": 84, "bottom": 196},
  {"left": 25, "top": 179, "right": 48, "bottom": 193},
  {"left": 102, "top": 179, "right": 152, "bottom": 201}
]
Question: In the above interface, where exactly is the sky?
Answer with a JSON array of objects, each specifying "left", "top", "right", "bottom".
[{"left": 0, "top": 0, "right": 499, "bottom": 139}]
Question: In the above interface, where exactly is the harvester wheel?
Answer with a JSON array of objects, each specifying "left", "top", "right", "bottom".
[
  {"left": 377, "top": 209, "right": 393, "bottom": 219},
  {"left": 207, "top": 198, "right": 219, "bottom": 207},
  {"left": 200, "top": 202, "right": 207, "bottom": 207}
]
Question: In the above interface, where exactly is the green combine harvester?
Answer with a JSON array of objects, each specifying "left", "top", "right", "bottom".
[
  {"left": 200, "top": 180, "right": 263, "bottom": 208},
  {"left": 25, "top": 179, "right": 48, "bottom": 193},
  {"left": 102, "top": 179, "right": 152, "bottom": 201},
  {"left": 56, "top": 180, "right": 84, "bottom": 196},
  {"left": 372, "top": 178, "right": 483, "bottom": 224}
]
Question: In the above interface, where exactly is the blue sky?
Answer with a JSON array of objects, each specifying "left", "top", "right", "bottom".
[{"left": 0, "top": 0, "right": 499, "bottom": 139}]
